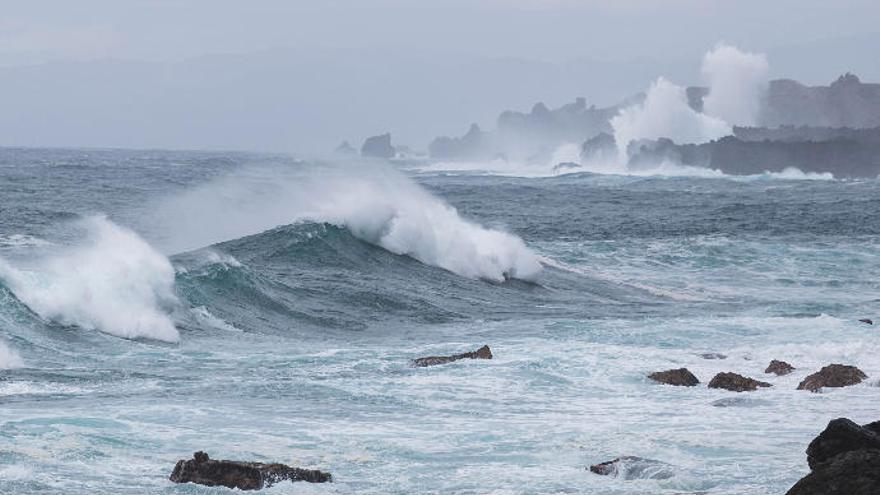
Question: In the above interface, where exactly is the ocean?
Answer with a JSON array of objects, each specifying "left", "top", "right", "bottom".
[{"left": 0, "top": 147, "right": 878, "bottom": 494}]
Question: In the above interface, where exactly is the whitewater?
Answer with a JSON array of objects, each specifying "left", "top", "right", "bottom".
[{"left": 0, "top": 147, "right": 879, "bottom": 494}]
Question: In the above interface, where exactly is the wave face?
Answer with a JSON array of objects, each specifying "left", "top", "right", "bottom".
[
  {"left": 152, "top": 163, "right": 542, "bottom": 282},
  {"left": 0, "top": 216, "right": 179, "bottom": 342}
]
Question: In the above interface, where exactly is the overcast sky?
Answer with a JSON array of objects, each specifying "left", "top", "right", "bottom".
[{"left": 0, "top": 0, "right": 877, "bottom": 153}]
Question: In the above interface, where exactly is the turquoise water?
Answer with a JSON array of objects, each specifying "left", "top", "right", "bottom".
[{"left": 0, "top": 148, "right": 878, "bottom": 493}]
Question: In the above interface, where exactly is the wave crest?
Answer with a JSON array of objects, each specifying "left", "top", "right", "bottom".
[{"left": 0, "top": 216, "right": 179, "bottom": 342}]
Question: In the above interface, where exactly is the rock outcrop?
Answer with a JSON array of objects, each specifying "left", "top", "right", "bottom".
[
  {"left": 647, "top": 368, "right": 699, "bottom": 386},
  {"left": 360, "top": 133, "right": 396, "bottom": 159},
  {"left": 169, "top": 451, "right": 331, "bottom": 490},
  {"left": 411, "top": 345, "right": 493, "bottom": 367},
  {"left": 589, "top": 456, "right": 674, "bottom": 480},
  {"left": 797, "top": 364, "right": 867, "bottom": 392},
  {"left": 708, "top": 372, "right": 771, "bottom": 392},
  {"left": 766, "top": 360, "right": 795, "bottom": 376},
  {"left": 786, "top": 418, "right": 880, "bottom": 495}
]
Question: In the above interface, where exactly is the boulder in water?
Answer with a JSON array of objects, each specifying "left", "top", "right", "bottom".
[
  {"left": 589, "top": 456, "right": 674, "bottom": 480},
  {"left": 411, "top": 345, "right": 493, "bottom": 367},
  {"left": 648, "top": 368, "right": 699, "bottom": 386},
  {"left": 859, "top": 318, "right": 873, "bottom": 325},
  {"left": 708, "top": 372, "right": 771, "bottom": 392},
  {"left": 785, "top": 418, "right": 880, "bottom": 494},
  {"left": 765, "top": 359, "right": 795, "bottom": 376},
  {"left": 797, "top": 364, "right": 866, "bottom": 392},
  {"left": 169, "top": 451, "right": 331, "bottom": 490}
]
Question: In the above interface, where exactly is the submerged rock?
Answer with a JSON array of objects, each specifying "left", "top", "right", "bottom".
[
  {"left": 169, "top": 451, "right": 331, "bottom": 490},
  {"left": 698, "top": 352, "right": 727, "bottom": 360},
  {"left": 708, "top": 372, "right": 771, "bottom": 392},
  {"left": 411, "top": 345, "right": 493, "bottom": 367},
  {"left": 765, "top": 360, "right": 796, "bottom": 376},
  {"left": 797, "top": 364, "right": 867, "bottom": 392},
  {"left": 589, "top": 456, "right": 674, "bottom": 480},
  {"left": 786, "top": 418, "right": 880, "bottom": 495},
  {"left": 648, "top": 368, "right": 699, "bottom": 386}
]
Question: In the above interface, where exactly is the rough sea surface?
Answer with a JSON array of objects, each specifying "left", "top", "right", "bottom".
[{"left": 0, "top": 147, "right": 878, "bottom": 494}]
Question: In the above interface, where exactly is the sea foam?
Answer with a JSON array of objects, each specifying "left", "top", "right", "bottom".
[{"left": 0, "top": 216, "right": 179, "bottom": 342}]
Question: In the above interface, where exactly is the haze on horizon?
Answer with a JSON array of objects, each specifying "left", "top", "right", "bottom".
[{"left": 0, "top": 0, "right": 878, "bottom": 154}]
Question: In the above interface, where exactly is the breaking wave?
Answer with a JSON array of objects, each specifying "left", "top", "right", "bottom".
[
  {"left": 0, "top": 216, "right": 179, "bottom": 342},
  {"left": 153, "top": 163, "right": 542, "bottom": 282}
]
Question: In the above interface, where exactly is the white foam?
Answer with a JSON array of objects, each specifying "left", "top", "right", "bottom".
[
  {"left": 701, "top": 43, "right": 769, "bottom": 126},
  {"left": 0, "top": 216, "right": 179, "bottom": 342},
  {"left": 0, "top": 234, "right": 52, "bottom": 249},
  {"left": 191, "top": 306, "right": 241, "bottom": 332},
  {"left": 154, "top": 164, "right": 542, "bottom": 282},
  {"left": 611, "top": 77, "right": 732, "bottom": 161},
  {"left": 0, "top": 340, "right": 23, "bottom": 369}
]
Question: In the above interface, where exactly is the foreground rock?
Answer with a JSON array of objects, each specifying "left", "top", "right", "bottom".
[
  {"left": 589, "top": 456, "right": 674, "bottom": 480},
  {"left": 648, "top": 368, "right": 699, "bottom": 386},
  {"left": 797, "top": 364, "right": 867, "bottom": 392},
  {"left": 411, "top": 345, "right": 493, "bottom": 367},
  {"left": 766, "top": 360, "right": 796, "bottom": 376},
  {"left": 708, "top": 372, "right": 771, "bottom": 392},
  {"left": 169, "top": 452, "right": 331, "bottom": 490},
  {"left": 786, "top": 418, "right": 880, "bottom": 495}
]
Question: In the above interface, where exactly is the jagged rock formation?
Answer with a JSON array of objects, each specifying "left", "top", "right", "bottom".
[
  {"left": 647, "top": 368, "right": 699, "bottom": 386},
  {"left": 626, "top": 132, "right": 880, "bottom": 178},
  {"left": 428, "top": 123, "right": 491, "bottom": 160},
  {"left": 361, "top": 133, "right": 396, "bottom": 159},
  {"left": 169, "top": 451, "right": 331, "bottom": 490},
  {"left": 687, "top": 74, "right": 880, "bottom": 129},
  {"left": 411, "top": 345, "right": 493, "bottom": 367},
  {"left": 786, "top": 418, "right": 880, "bottom": 495}
]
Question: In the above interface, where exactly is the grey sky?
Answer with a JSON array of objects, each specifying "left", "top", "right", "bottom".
[{"left": 0, "top": 0, "right": 877, "bottom": 153}]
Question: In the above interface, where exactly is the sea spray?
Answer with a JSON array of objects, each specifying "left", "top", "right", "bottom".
[
  {"left": 701, "top": 44, "right": 769, "bottom": 126},
  {"left": 0, "top": 216, "right": 179, "bottom": 342},
  {"left": 154, "top": 163, "right": 542, "bottom": 282},
  {"left": 0, "top": 341, "right": 23, "bottom": 369},
  {"left": 610, "top": 77, "right": 731, "bottom": 162}
]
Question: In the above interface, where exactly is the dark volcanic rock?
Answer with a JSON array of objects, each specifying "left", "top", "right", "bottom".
[
  {"left": 411, "top": 345, "right": 493, "bottom": 367},
  {"left": 647, "top": 368, "right": 699, "bottom": 387},
  {"left": 765, "top": 360, "right": 795, "bottom": 376},
  {"left": 589, "top": 456, "right": 674, "bottom": 480},
  {"left": 787, "top": 449, "right": 880, "bottom": 495},
  {"left": 786, "top": 418, "right": 880, "bottom": 494},
  {"left": 797, "top": 364, "right": 867, "bottom": 392},
  {"left": 360, "top": 133, "right": 395, "bottom": 158},
  {"left": 169, "top": 451, "right": 331, "bottom": 490},
  {"left": 806, "top": 418, "right": 880, "bottom": 469},
  {"left": 859, "top": 318, "right": 873, "bottom": 325},
  {"left": 708, "top": 372, "right": 771, "bottom": 392}
]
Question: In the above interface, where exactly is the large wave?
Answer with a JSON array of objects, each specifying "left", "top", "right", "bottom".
[
  {"left": 0, "top": 216, "right": 179, "bottom": 342},
  {"left": 153, "top": 163, "right": 542, "bottom": 282}
]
